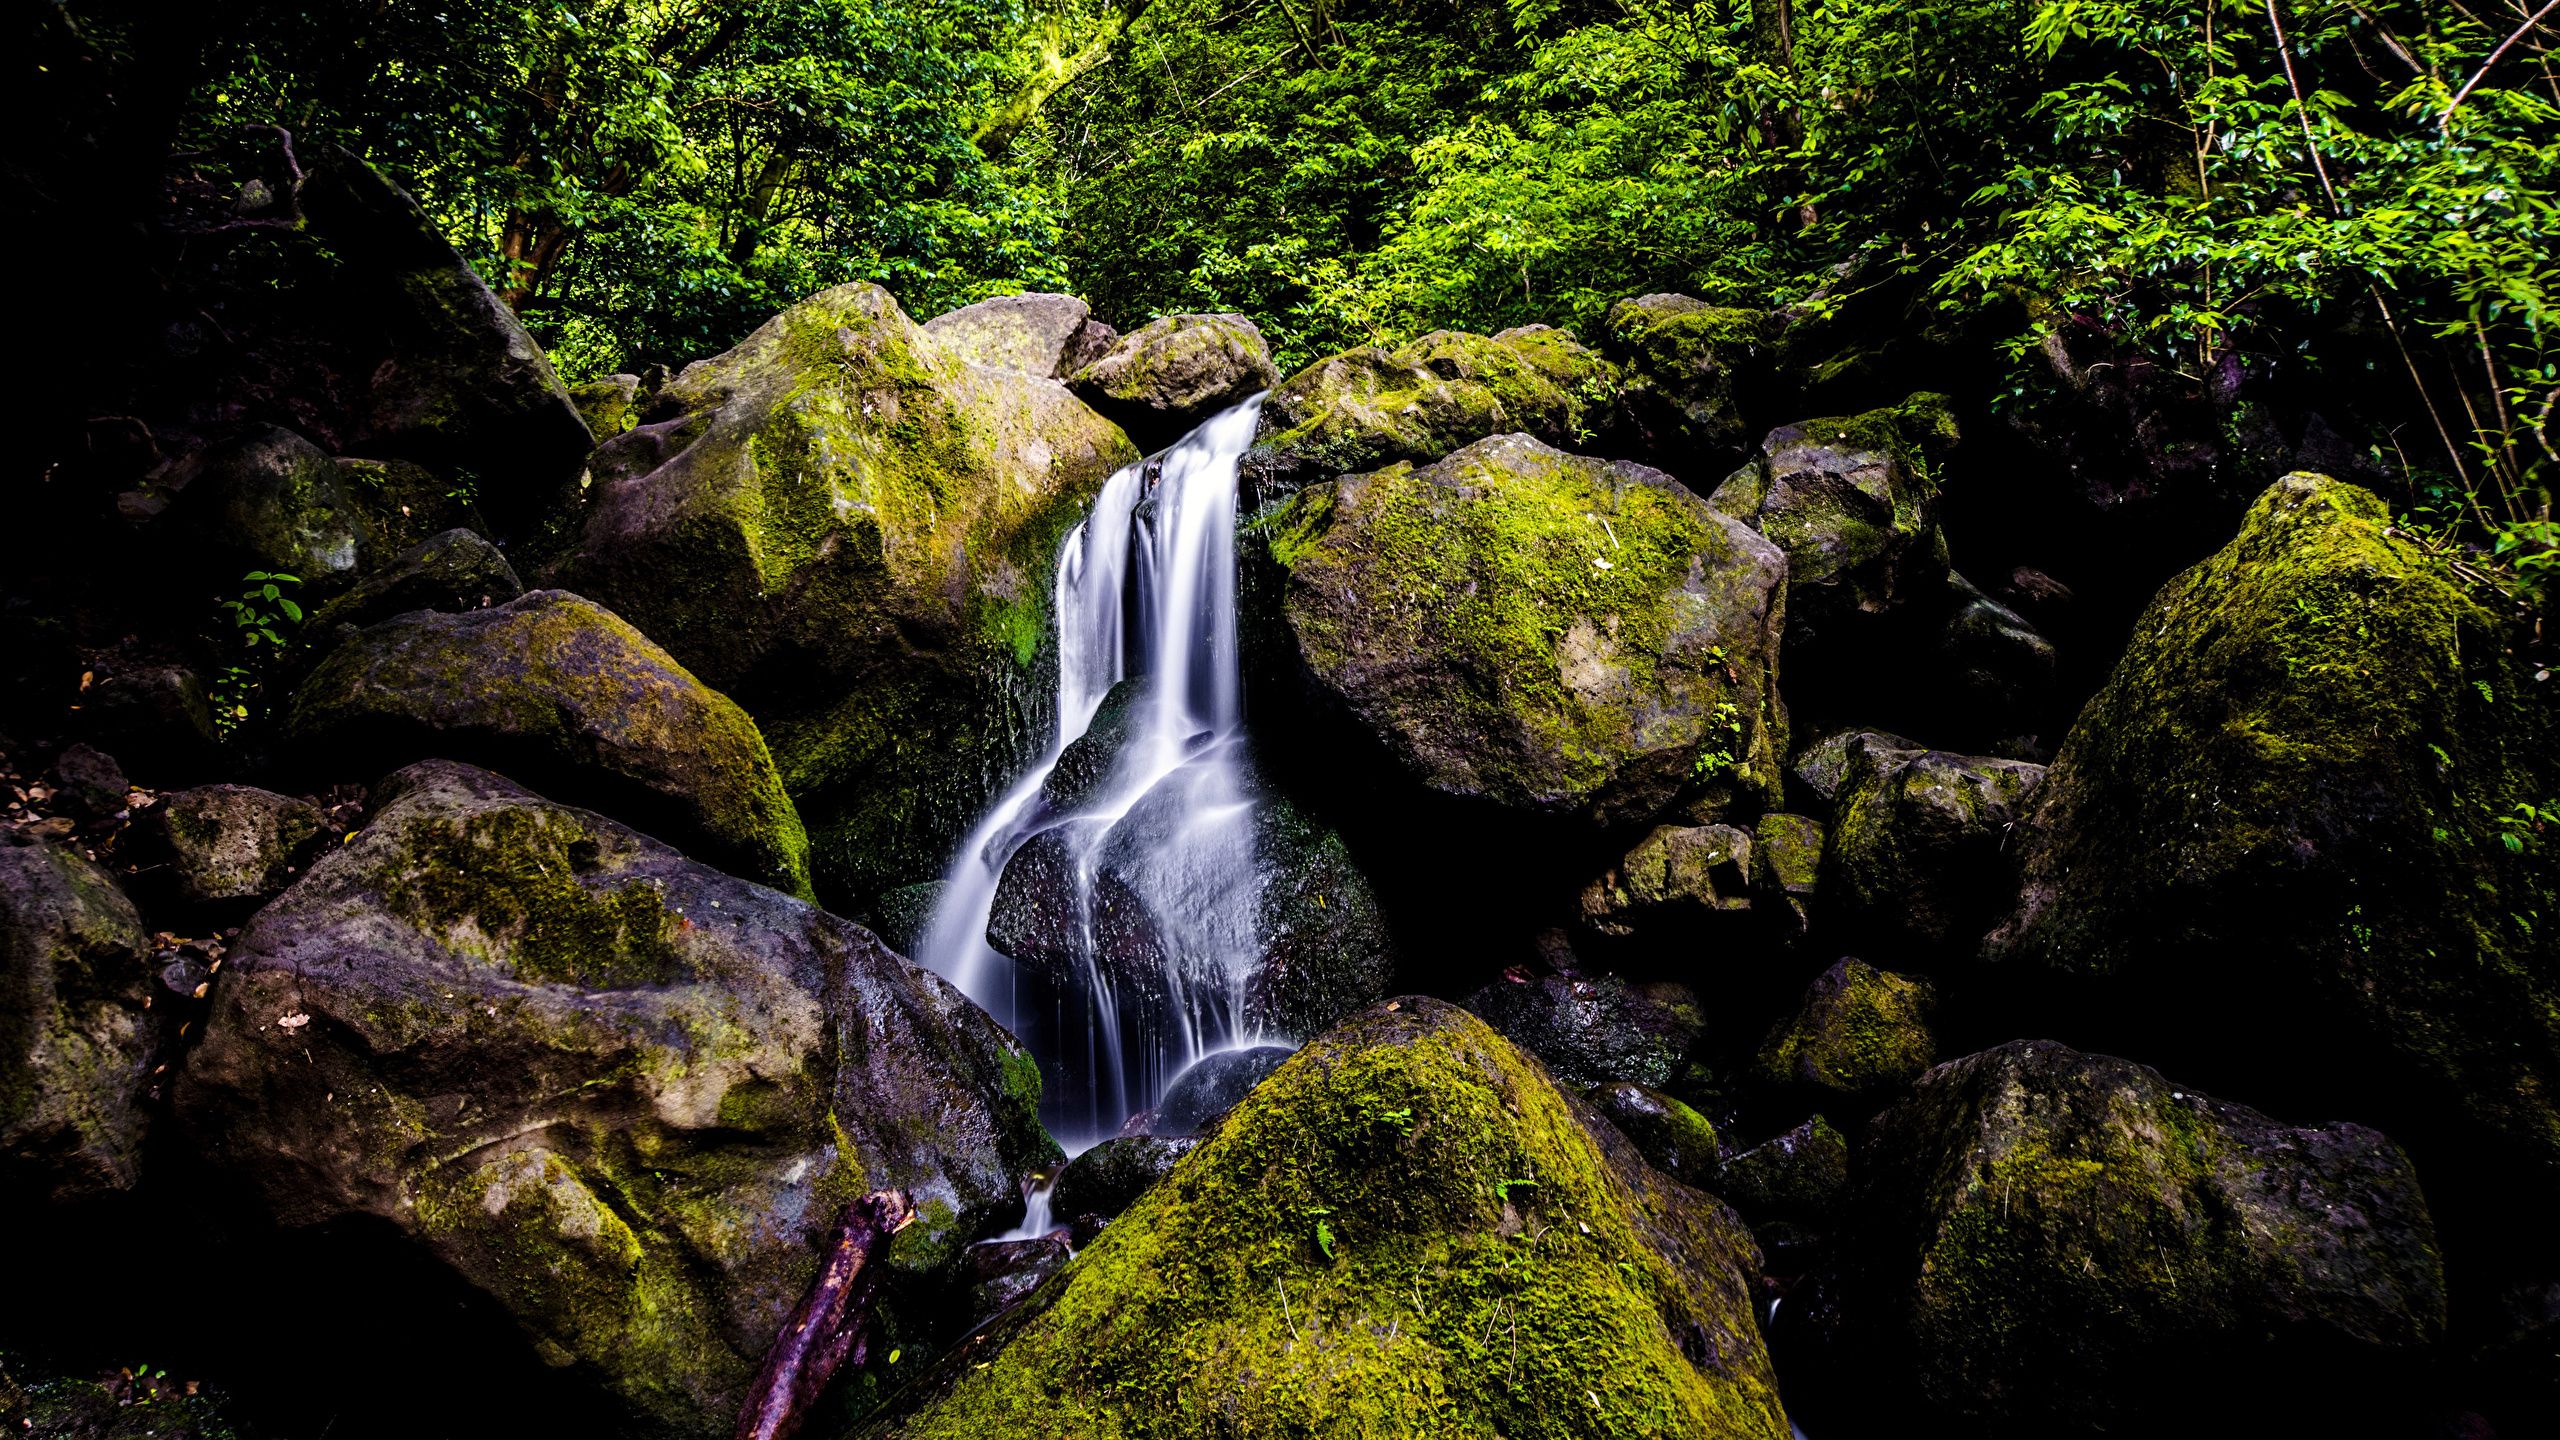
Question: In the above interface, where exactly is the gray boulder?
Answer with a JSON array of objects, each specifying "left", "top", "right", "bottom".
[
  {"left": 156, "top": 426, "right": 368, "bottom": 591},
  {"left": 1602, "top": 294, "right": 1773, "bottom": 472},
  {"left": 309, "top": 527, "right": 523, "bottom": 635},
  {"left": 1049, "top": 1135, "right": 1198, "bottom": 1225},
  {"left": 155, "top": 785, "right": 328, "bottom": 907},
  {"left": 1144, "top": 1046, "right": 1293, "bottom": 1137},
  {"left": 1827, "top": 745, "right": 2044, "bottom": 957},
  {"left": 1460, "top": 969, "right": 1704, "bottom": 1090}
]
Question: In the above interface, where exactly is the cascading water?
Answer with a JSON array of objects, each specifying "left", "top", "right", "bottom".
[{"left": 918, "top": 396, "right": 1272, "bottom": 1148}]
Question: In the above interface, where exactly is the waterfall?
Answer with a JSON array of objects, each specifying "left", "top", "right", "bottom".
[{"left": 918, "top": 396, "right": 1271, "bottom": 1146}]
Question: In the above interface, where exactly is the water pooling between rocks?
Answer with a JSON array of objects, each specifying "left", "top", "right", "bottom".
[{"left": 917, "top": 398, "right": 1278, "bottom": 1146}]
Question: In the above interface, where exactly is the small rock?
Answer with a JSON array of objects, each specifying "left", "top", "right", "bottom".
[
  {"left": 1755, "top": 959, "right": 1937, "bottom": 1105},
  {"left": 1578, "top": 822, "right": 1756, "bottom": 942},
  {"left": 963, "top": 1234, "right": 1072, "bottom": 1319},
  {"left": 926, "top": 293, "right": 1118, "bottom": 379},
  {"left": 1, "top": 843, "right": 156, "bottom": 1202},
  {"left": 1051, "top": 1134, "right": 1199, "bottom": 1224},
  {"left": 1461, "top": 970, "right": 1704, "bottom": 1090},
  {"left": 1070, "top": 312, "right": 1280, "bottom": 452},
  {"left": 1583, "top": 1081, "right": 1720, "bottom": 1185},
  {"left": 1828, "top": 748, "right": 2044, "bottom": 957},
  {"left": 1146, "top": 1046, "right": 1294, "bottom": 1137},
  {"left": 308, "top": 527, "right": 524, "bottom": 635},
  {"left": 76, "top": 667, "right": 221, "bottom": 784},
  {"left": 46, "top": 745, "right": 128, "bottom": 822},
  {"left": 155, "top": 785, "right": 327, "bottom": 906},
  {"left": 1714, "top": 1114, "right": 1850, "bottom": 1225}
]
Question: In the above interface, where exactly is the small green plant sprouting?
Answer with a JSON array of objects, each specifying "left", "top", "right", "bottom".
[
  {"left": 209, "top": 571, "right": 304, "bottom": 736},
  {"left": 1691, "top": 700, "right": 1743, "bottom": 782},
  {"left": 1305, "top": 1205, "right": 1337, "bottom": 1261},
  {"left": 1494, "top": 1177, "right": 1538, "bottom": 1206}
]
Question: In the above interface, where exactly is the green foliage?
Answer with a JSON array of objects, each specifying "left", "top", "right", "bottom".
[{"left": 211, "top": 570, "right": 304, "bottom": 736}]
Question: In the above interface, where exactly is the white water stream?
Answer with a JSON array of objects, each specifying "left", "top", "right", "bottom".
[{"left": 918, "top": 397, "right": 1272, "bottom": 1148}]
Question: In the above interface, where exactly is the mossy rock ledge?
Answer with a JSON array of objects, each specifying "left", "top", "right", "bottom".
[
  {"left": 1262, "top": 432, "right": 1788, "bottom": 828},
  {"left": 554, "top": 282, "right": 1139, "bottom": 901},
  {"left": 1240, "top": 325, "right": 1621, "bottom": 502},
  {"left": 863, "top": 996, "right": 1790, "bottom": 1440},
  {"left": 285, "top": 589, "right": 813, "bottom": 897},
  {"left": 1779, "top": 1039, "right": 2446, "bottom": 1436},
  {"left": 173, "top": 762, "right": 1057, "bottom": 1437},
  {"left": 1984, "top": 473, "right": 2560, "bottom": 1269}
]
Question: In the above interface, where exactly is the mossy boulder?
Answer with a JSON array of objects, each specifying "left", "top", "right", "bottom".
[
  {"left": 307, "top": 527, "right": 523, "bottom": 636},
  {"left": 1782, "top": 1040, "right": 2447, "bottom": 1436},
  {"left": 553, "top": 283, "right": 1139, "bottom": 900},
  {"left": 1067, "top": 312, "right": 1278, "bottom": 452},
  {"left": 922, "top": 293, "right": 1117, "bottom": 379},
  {"left": 154, "top": 426, "right": 368, "bottom": 592},
  {"left": 1584, "top": 1081, "right": 1720, "bottom": 1186},
  {"left": 1714, "top": 1114, "right": 1849, "bottom": 1226},
  {"left": 1828, "top": 746, "right": 2044, "bottom": 959},
  {"left": 1708, "top": 394, "right": 1957, "bottom": 671},
  {"left": 1751, "top": 811, "right": 1824, "bottom": 937},
  {"left": 154, "top": 784, "right": 327, "bottom": 907},
  {"left": 865, "top": 997, "right": 1791, "bottom": 1440},
  {"left": 1241, "top": 325, "right": 1620, "bottom": 503},
  {"left": 1577, "top": 821, "right": 1757, "bottom": 942},
  {"left": 1264, "top": 433, "right": 1788, "bottom": 828},
  {"left": 1460, "top": 971, "right": 1704, "bottom": 1090},
  {"left": 0, "top": 843, "right": 156, "bottom": 1204},
  {"left": 570, "top": 373, "right": 643, "bottom": 440},
  {"left": 1601, "top": 294, "right": 1774, "bottom": 475},
  {"left": 1984, "top": 473, "right": 2560, "bottom": 1278},
  {"left": 1754, "top": 958, "right": 1937, "bottom": 1105},
  {"left": 173, "top": 761, "right": 1056, "bottom": 1437},
  {"left": 285, "top": 589, "right": 811, "bottom": 896}
]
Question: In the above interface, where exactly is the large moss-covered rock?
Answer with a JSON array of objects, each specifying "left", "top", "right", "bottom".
[
  {"left": 1068, "top": 312, "right": 1278, "bottom": 452},
  {"left": 1829, "top": 746, "right": 2044, "bottom": 958},
  {"left": 868, "top": 997, "right": 1791, "bottom": 1439},
  {"left": 1985, "top": 474, "right": 2560, "bottom": 1273},
  {"left": 1754, "top": 958, "right": 1937, "bottom": 1104},
  {"left": 0, "top": 843, "right": 155, "bottom": 1204},
  {"left": 922, "top": 293, "right": 1117, "bottom": 379},
  {"left": 1783, "top": 1040, "right": 2447, "bottom": 1436},
  {"left": 174, "top": 762, "right": 1055, "bottom": 1437},
  {"left": 1241, "top": 326, "right": 1619, "bottom": 502},
  {"left": 1602, "top": 295, "right": 1773, "bottom": 474},
  {"left": 554, "top": 283, "right": 1138, "bottom": 899},
  {"left": 1265, "top": 433, "right": 1788, "bottom": 827},
  {"left": 1708, "top": 393, "right": 1956, "bottom": 660},
  {"left": 286, "top": 590, "right": 811, "bottom": 896}
]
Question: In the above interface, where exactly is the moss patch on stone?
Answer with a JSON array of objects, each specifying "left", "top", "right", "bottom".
[{"left": 879, "top": 997, "right": 1789, "bottom": 1439}]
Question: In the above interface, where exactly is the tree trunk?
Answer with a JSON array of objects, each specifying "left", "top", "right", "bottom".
[{"left": 732, "top": 1189, "right": 917, "bottom": 1440}]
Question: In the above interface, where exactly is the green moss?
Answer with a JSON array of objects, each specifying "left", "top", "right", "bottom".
[
  {"left": 377, "top": 805, "right": 683, "bottom": 988},
  {"left": 887, "top": 1000, "right": 1789, "bottom": 1439},
  {"left": 1758, "top": 960, "right": 1937, "bottom": 1098}
]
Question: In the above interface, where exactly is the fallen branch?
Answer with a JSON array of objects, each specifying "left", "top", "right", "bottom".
[{"left": 734, "top": 1188, "right": 916, "bottom": 1440}]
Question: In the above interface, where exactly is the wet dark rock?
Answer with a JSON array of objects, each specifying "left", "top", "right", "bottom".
[
  {"left": 963, "top": 1235, "right": 1073, "bottom": 1319},
  {"left": 0, "top": 843, "right": 155, "bottom": 1204},
  {"left": 1147, "top": 1046, "right": 1294, "bottom": 1137},
  {"left": 1035, "top": 679, "right": 1148, "bottom": 815},
  {"left": 1715, "top": 1114, "right": 1850, "bottom": 1226},
  {"left": 867, "top": 880, "right": 947, "bottom": 958},
  {"left": 1934, "top": 572, "right": 2059, "bottom": 751},
  {"left": 925, "top": 293, "right": 1118, "bottom": 380},
  {"left": 307, "top": 528, "right": 523, "bottom": 635},
  {"left": 284, "top": 589, "right": 811, "bottom": 896},
  {"left": 172, "top": 761, "right": 1055, "bottom": 1436},
  {"left": 1584, "top": 1080, "right": 1720, "bottom": 1185},
  {"left": 1783, "top": 1039, "right": 2447, "bottom": 1437},
  {"left": 1754, "top": 959, "right": 1937, "bottom": 1106},
  {"left": 1051, "top": 1135, "right": 1198, "bottom": 1224},
  {"left": 1263, "top": 432, "right": 1789, "bottom": 828},
  {"left": 153, "top": 785, "right": 327, "bottom": 907},
  {"left": 1068, "top": 313, "right": 1279, "bottom": 452},
  {"left": 46, "top": 746, "right": 128, "bottom": 822},
  {"left": 1789, "top": 729, "right": 1922, "bottom": 809},
  {"left": 1460, "top": 969, "right": 1704, "bottom": 1090},
  {"left": 1827, "top": 746, "right": 2044, "bottom": 959}
]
